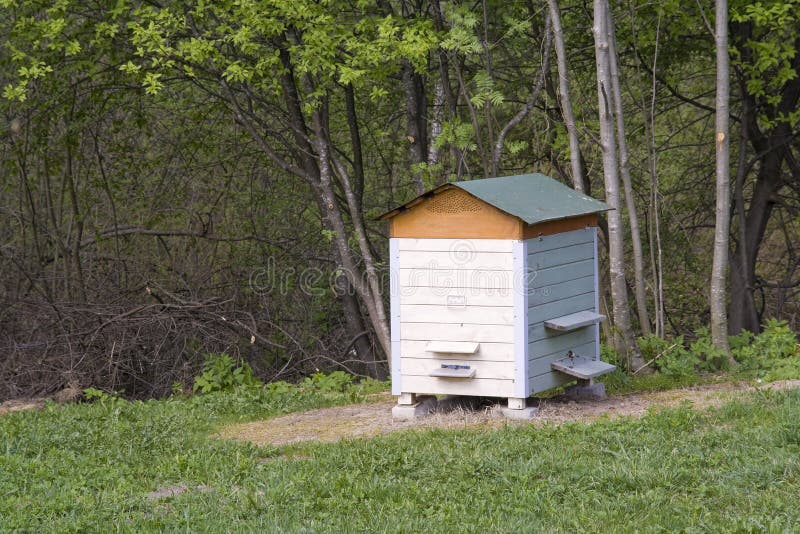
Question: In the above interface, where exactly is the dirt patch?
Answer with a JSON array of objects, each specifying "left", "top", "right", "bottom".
[
  {"left": 216, "top": 397, "right": 505, "bottom": 447},
  {"left": 216, "top": 380, "right": 800, "bottom": 447},
  {"left": 146, "top": 484, "right": 212, "bottom": 502},
  {"left": 0, "top": 398, "right": 47, "bottom": 416}
]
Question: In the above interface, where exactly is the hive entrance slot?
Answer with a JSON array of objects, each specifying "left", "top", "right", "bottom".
[{"left": 429, "top": 364, "right": 476, "bottom": 379}]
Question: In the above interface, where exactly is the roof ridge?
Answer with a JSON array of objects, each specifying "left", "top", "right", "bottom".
[{"left": 379, "top": 173, "right": 610, "bottom": 225}]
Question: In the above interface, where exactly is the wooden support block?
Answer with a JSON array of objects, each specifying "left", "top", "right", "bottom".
[
  {"left": 398, "top": 392, "right": 417, "bottom": 405},
  {"left": 507, "top": 397, "right": 527, "bottom": 410}
]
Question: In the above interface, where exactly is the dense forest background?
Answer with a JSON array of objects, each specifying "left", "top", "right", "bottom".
[{"left": 1, "top": 0, "right": 798, "bottom": 400}]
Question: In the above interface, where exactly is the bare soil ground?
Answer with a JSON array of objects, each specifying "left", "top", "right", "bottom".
[
  {"left": 216, "top": 379, "right": 800, "bottom": 447},
  {"left": 0, "top": 398, "right": 46, "bottom": 416}
]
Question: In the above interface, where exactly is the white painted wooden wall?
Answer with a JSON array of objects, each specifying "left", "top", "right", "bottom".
[
  {"left": 390, "top": 228, "right": 600, "bottom": 399},
  {"left": 391, "top": 238, "right": 517, "bottom": 397}
]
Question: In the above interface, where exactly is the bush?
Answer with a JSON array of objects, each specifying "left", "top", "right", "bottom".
[
  {"left": 192, "top": 353, "right": 263, "bottom": 394},
  {"left": 301, "top": 370, "right": 354, "bottom": 393},
  {"left": 689, "top": 327, "right": 730, "bottom": 372},
  {"left": 639, "top": 334, "right": 699, "bottom": 378},
  {"left": 732, "top": 320, "right": 800, "bottom": 380}
]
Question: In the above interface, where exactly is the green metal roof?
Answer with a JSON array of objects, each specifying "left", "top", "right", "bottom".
[{"left": 380, "top": 173, "right": 610, "bottom": 225}]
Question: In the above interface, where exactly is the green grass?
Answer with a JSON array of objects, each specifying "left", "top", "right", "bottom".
[
  {"left": 599, "top": 368, "right": 724, "bottom": 395},
  {"left": 2, "top": 385, "right": 800, "bottom": 532}
]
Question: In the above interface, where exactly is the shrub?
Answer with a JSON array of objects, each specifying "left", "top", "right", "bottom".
[
  {"left": 689, "top": 327, "right": 730, "bottom": 372},
  {"left": 732, "top": 320, "right": 800, "bottom": 380},
  {"left": 639, "top": 334, "right": 699, "bottom": 378},
  {"left": 192, "top": 353, "right": 263, "bottom": 394},
  {"left": 82, "top": 387, "right": 121, "bottom": 403},
  {"left": 301, "top": 370, "right": 353, "bottom": 393}
]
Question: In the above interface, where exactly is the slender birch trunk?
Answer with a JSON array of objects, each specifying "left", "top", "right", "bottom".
[
  {"left": 546, "top": 0, "right": 584, "bottom": 193},
  {"left": 605, "top": 6, "right": 651, "bottom": 336},
  {"left": 645, "top": 9, "right": 665, "bottom": 337},
  {"left": 491, "top": 14, "right": 552, "bottom": 174},
  {"left": 428, "top": 79, "right": 445, "bottom": 167},
  {"left": 593, "top": 0, "right": 642, "bottom": 369},
  {"left": 710, "top": 0, "right": 733, "bottom": 357}
]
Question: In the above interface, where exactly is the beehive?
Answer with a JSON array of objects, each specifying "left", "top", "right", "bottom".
[{"left": 380, "top": 174, "right": 615, "bottom": 414}]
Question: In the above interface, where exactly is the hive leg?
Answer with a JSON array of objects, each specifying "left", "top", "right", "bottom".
[
  {"left": 397, "top": 392, "right": 416, "bottom": 405},
  {"left": 501, "top": 396, "right": 538, "bottom": 420},
  {"left": 507, "top": 397, "right": 527, "bottom": 410},
  {"left": 391, "top": 393, "right": 438, "bottom": 420},
  {"left": 564, "top": 379, "right": 607, "bottom": 400}
]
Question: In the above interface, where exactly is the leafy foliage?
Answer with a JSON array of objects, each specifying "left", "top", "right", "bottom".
[
  {"left": 731, "top": 0, "right": 800, "bottom": 127},
  {"left": 192, "top": 353, "right": 262, "bottom": 394},
  {"left": 301, "top": 370, "right": 353, "bottom": 393},
  {"left": 732, "top": 319, "right": 800, "bottom": 380},
  {"left": 639, "top": 334, "right": 699, "bottom": 378},
  {"left": 606, "top": 321, "right": 800, "bottom": 388},
  {"left": 82, "top": 387, "right": 121, "bottom": 403},
  {"left": 689, "top": 328, "right": 731, "bottom": 372}
]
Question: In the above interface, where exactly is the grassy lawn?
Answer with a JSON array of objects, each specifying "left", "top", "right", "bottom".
[{"left": 2, "top": 383, "right": 800, "bottom": 532}]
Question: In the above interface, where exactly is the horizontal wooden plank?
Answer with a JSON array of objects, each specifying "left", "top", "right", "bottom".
[
  {"left": 399, "top": 250, "right": 513, "bottom": 271},
  {"left": 429, "top": 367, "right": 476, "bottom": 378},
  {"left": 526, "top": 228, "right": 594, "bottom": 254},
  {"left": 397, "top": 238, "right": 513, "bottom": 253},
  {"left": 399, "top": 286, "right": 515, "bottom": 307},
  {"left": 529, "top": 259, "right": 594, "bottom": 289},
  {"left": 529, "top": 372, "right": 572, "bottom": 395},
  {"left": 545, "top": 310, "right": 605, "bottom": 331},
  {"left": 400, "top": 340, "right": 515, "bottom": 361},
  {"left": 552, "top": 356, "right": 616, "bottom": 379},
  {"left": 400, "top": 304, "right": 514, "bottom": 326},
  {"left": 401, "top": 358, "right": 515, "bottom": 380},
  {"left": 528, "top": 341, "right": 597, "bottom": 377},
  {"left": 527, "top": 242, "right": 594, "bottom": 271},
  {"left": 400, "top": 322, "right": 514, "bottom": 344},
  {"left": 529, "top": 275, "right": 594, "bottom": 307},
  {"left": 425, "top": 341, "right": 479, "bottom": 354},
  {"left": 528, "top": 293, "right": 595, "bottom": 324},
  {"left": 398, "top": 268, "right": 514, "bottom": 290},
  {"left": 400, "top": 375, "right": 515, "bottom": 397},
  {"left": 528, "top": 326, "right": 595, "bottom": 357}
]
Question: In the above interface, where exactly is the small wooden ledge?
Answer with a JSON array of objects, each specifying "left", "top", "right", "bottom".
[
  {"left": 551, "top": 354, "right": 616, "bottom": 380},
  {"left": 544, "top": 311, "right": 605, "bottom": 332},
  {"left": 425, "top": 341, "right": 479, "bottom": 354}
]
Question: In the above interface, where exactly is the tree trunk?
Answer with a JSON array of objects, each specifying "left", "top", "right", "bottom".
[
  {"left": 729, "top": 97, "right": 759, "bottom": 337},
  {"left": 727, "top": 22, "right": 800, "bottom": 335},
  {"left": 710, "top": 0, "right": 733, "bottom": 357},
  {"left": 546, "top": 0, "right": 585, "bottom": 193},
  {"left": 605, "top": 5, "right": 651, "bottom": 336},
  {"left": 428, "top": 78, "right": 445, "bottom": 167},
  {"left": 491, "top": 13, "right": 552, "bottom": 175},
  {"left": 643, "top": 10, "right": 665, "bottom": 337},
  {"left": 268, "top": 54, "right": 392, "bottom": 371},
  {"left": 401, "top": 60, "right": 427, "bottom": 193},
  {"left": 307, "top": 96, "right": 391, "bottom": 362},
  {"left": 593, "top": 0, "right": 642, "bottom": 369},
  {"left": 728, "top": 151, "right": 783, "bottom": 333},
  {"left": 454, "top": 58, "right": 491, "bottom": 177}
]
